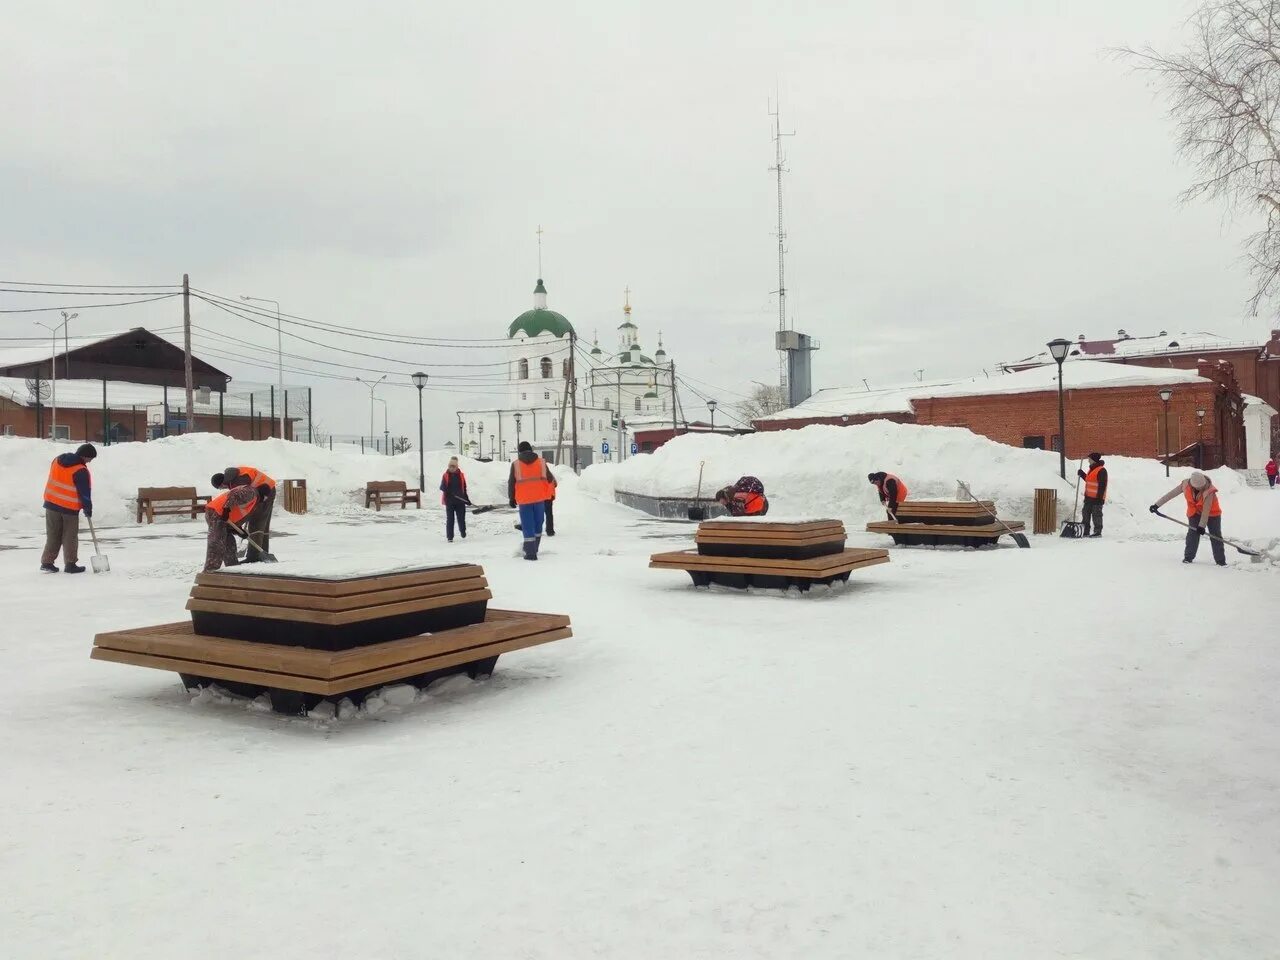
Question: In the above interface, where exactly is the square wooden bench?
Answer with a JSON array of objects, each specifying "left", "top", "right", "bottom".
[
  {"left": 136, "top": 486, "right": 210, "bottom": 523},
  {"left": 365, "top": 480, "right": 422, "bottom": 511},
  {"left": 91, "top": 561, "right": 572, "bottom": 716},
  {"left": 867, "top": 500, "right": 1026, "bottom": 548},
  {"left": 651, "top": 519, "right": 890, "bottom": 591}
]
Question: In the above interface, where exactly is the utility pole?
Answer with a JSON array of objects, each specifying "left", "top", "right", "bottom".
[
  {"left": 670, "top": 360, "right": 678, "bottom": 439},
  {"left": 569, "top": 330, "right": 580, "bottom": 471},
  {"left": 769, "top": 95, "right": 794, "bottom": 401},
  {"left": 183, "top": 274, "right": 194, "bottom": 432}
]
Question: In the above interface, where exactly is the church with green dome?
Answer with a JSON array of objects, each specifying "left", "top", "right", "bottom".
[{"left": 454, "top": 279, "right": 679, "bottom": 465}]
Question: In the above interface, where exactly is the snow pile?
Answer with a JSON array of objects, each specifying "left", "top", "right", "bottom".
[
  {"left": 0, "top": 435, "right": 547, "bottom": 530},
  {"left": 580, "top": 421, "right": 1277, "bottom": 540}
]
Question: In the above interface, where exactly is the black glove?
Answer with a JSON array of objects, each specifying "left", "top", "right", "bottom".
[
  {"left": 509, "top": 500, "right": 517, "bottom": 509},
  {"left": 1077, "top": 470, "right": 1087, "bottom": 480},
  {"left": 83, "top": 508, "right": 92, "bottom": 519},
  {"left": 1196, "top": 526, "right": 1207, "bottom": 536},
  {"left": 1148, "top": 504, "right": 1159, "bottom": 514},
  {"left": 257, "top": 484, "right": 273, "bottom": 500}
]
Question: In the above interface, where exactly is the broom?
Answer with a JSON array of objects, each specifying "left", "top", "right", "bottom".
[{"left": 1060, "top": 460, "right": 1085, "bottom": 538}]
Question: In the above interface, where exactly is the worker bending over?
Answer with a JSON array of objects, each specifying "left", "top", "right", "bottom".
[
  {"left": 204, "top": 473, "right": 257, "bottom": 572},
  {"left": 868, "top": 472, "right": 908, "bottom": 519},
  {"left": 715, "top": 476, "right": 768, "bottom": 516},
  {"left": 1151, "top": 472, "right": 1227, "bottom": 566}
]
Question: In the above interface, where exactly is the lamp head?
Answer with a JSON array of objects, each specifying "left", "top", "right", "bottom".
[
  {"left": 1158, "top": 388, "right": 1173, "bottom": 402},
  {"left": 411, "top": 371, "right": 428, "bottom": 389},
  {"left": 1046, "top": 338, "right": 1072, "bottom": 363}
]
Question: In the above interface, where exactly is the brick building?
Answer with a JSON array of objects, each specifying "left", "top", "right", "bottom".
[
  {"left": 0, "top": 328, "right": 296, "bottom": 443},
  {"left": 754, "top": 360, "right": 1249, "bottom": 469}
]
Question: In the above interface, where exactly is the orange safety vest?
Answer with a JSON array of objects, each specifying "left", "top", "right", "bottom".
[
  {"left": 208, "top": 489, "right": 257, "bottom": 525},
  {"left": 736, "top": 491, "right": 767, "bottom": 515},
  {"left": 1184, "top": 482, "right": 1221, "bottom": 519},
  {"left": 878, "top": 473, "right": 908, "bottom": 504},
  {"left": 513, "top": 456, "right": 552, "bottom": 505},
  {"left": 234, "top": 465, "right": 276, "bottom": 490},
  {"left": 44, "top": 458, "right": 87, "bottom": 512},
  {"left": 1084, "top": 465, "right": 1105, "bottom": 501}
]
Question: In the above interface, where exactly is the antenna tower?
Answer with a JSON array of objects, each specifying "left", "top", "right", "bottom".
[{"left": 769, "top": 98, "right": 794, "bottom": 397}]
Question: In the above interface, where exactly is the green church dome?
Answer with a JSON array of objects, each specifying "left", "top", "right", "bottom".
[{"left": 507, "top": 278, "right": 575, "bottom": 339}]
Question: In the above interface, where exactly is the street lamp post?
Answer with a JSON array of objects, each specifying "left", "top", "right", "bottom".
[
  {"left": 34, "top": 313, "right": 74, "bottom": 441},
  {"left": 376, "top": 398, "right": 390, "bottom": 455},
  {"left": 1159, "top": 388, "right": 1174, "bottom": 477},
  {"left": 707, "top": 398, "right": 718, "bottom": 432},
  {"left": 490, "top": 434, "right": 495, "bottom": 459},
  {"left": 514, "top": 412, "right": 522, "bottom": 447},
  {"left": 1196, "top": 407, "right": 1206, "bottom": 469},
  {"left": 456, "top": 415, "right": 463, "bottom": 455},
  {"left": 412, "top": 372, "right": 428, "bottom": 491},
  {"left": 240, "top": 295, "right": 285, "bottom": 439},
  {"left": 1046, "top": 338, "right": 1072, "bottom": 479},
  {"left": 356, "top": 375, "right": 387, "bottom": 454}
]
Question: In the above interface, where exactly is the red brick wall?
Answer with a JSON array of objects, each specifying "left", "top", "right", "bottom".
[
  {"left": 753, "top": 412, "right": 915, "bottom": 432},
  {"left": 913, "top": 382, "right": 1241, "bottom": 465},
  {"left": 0, "top": 401, "right": 293, "bottom": 443}
]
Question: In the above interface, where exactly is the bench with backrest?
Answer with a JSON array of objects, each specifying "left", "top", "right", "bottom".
[
  {"left": 91, "top": 562, "right": 572, "bottom": 716},
  {"left": 650, "top": 519, "right": 890, "bottom": 592},
  {"left": 866, "top": 499, "right": 1025, "bottom": 548},
  {"left": 365, "top": 480, "right": 422, "bottom": 511},
  {"left": 136, "top": 486, "right": 211, "bottom": 524}
]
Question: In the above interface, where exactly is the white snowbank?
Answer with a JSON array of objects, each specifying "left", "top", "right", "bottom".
[
  {"left": 580, "top": 421, "right": 1275, "bottom": 541},
  {"left": 0, "top": 434, "right": 557, "bottom": 531}
]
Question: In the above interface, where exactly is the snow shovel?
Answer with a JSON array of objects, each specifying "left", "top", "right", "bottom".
[
  {"left": 956, "top": 480, "right": 1031, "bottom": 548},
  {"left": 687, "top": 461, "right": 708, "bottom": 521},
  {"left": 86, "top": 515, "right": 110, "bottom": 574},
  {"left": 1060, "top": 460, "right": 1085, "bottom": 538},
  {"left": 1151, "top": 509, "right": 1271, "bottom": 563},
  {"left": 228, "top": 521, "right": 277, "bottom": 563}
]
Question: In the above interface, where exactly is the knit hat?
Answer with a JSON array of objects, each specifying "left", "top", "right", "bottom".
[
  {"left": 518, "top": 441, "right": 533, "bottom": 453},
  {"left": 211, "top": 473, "right": 226, "bottom": 489},
  {"left": 75, "top": 443, "right": 97, "bottom": 461},
  {"left": 1088, "top": 452, "right": 1102, "bottom": 462},
  {"left": 1188, "top": 471, "right": 1210, "bottom": 490}
]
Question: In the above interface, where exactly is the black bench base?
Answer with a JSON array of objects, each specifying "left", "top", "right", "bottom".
[
  {"left": 190, "top": 600, "right": 488, "bottom": 651},
  {"left": 889, "top": 533, "right": 1001, "bottom": 548},
  {"left": 686, "top": 570, "right": 852, "bottom": 592},
  {"left": 893, "top": 514, "right": 995, "bottom": 527},
  {"left": 696, "top": 540, "right": 846, "bottom": 560},
  {"left": 179, "top": 654, "right": 501, "bottom": 716}
]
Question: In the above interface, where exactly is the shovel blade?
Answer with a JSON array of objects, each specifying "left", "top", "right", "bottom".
[
  {"left": 687, "top": 507, "right": 706, "bottom": 521},
  {"left": 90, "top": 555, "right": 110, "bottom": 574}
]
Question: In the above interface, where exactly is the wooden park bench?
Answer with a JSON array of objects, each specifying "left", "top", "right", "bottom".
[
  {"left": 136, "top": 486, "right": 210, "bottom": 524},
  {"left": 91, "top": 562, "right": 572, "bottom": 716},
  {"left": 365, "top": 480, "right": 422, "bottom": 511},
  {"left": 866, "top": 500, "right": 1028, "bottom": 548},
  {"left": 650, "top": 519, "right": 890, "bottom": 591}
]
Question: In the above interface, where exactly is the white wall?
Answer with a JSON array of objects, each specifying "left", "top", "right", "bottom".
[{"left": 1243, "top": 400, "right": 1276, "bottom": 470}]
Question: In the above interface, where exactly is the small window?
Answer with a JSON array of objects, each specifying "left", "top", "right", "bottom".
[
  {"left": 521, "top": 393, "right": 526, "bottom": 401},
  {"left": 51, "top": 425, "right": 71, "bottom": 441},
  {"left": 544, "top": 391, "right": 550, "bottom": 400},
  {"left": 468, "top": 421, "right": 474, "bottom": 434},
  {"left": 1051, "top": 435, "right": 1062, "bottom": 453},
  {"left": 1, "top": 425, "right": 14, "bottom": 436},
  {"left": 603, "top": 397, "right": 611, "bottom": 410},
  {"left": 540, "top": 357, "right": 553, "bottom": 378},
  {"left": 518, "top": 358, "right": 529, "bottom": 380},
  {"left": 562, "top": 359, "right": 569, "bottom": 378},
  {"left": 1021, "top": 436, "right": 1045, "bottom": 450},
  {"left": 551, "top": 418, "right": 558, "bottom": 431},
  {"left": 634, "top": 397, "right": 641, "bottom": 411}
]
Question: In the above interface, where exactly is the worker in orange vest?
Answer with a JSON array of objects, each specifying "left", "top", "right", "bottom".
[
  {"left": 1150, "top": 471, "right": 1227, "bottom": 566},
  {"left": 1077, "top": 452, "right": 1108, "bottom": 538},
  {"left": 868, "top": 472, "right": 907, "bottom": 519},
  {"left": 40, "top": 443, "right": 97, "bottom": 573},
  {"left": 204, "top": 473, "right": 258, "bottom": 572},
  {"left": 219, "top": 465, "right": 277, "bottom": 562},
  {"left": 545, "top": 470, "right": 558, "bottom": 537},
  {"left": 507, "top": 441, "right": 555, "bottom": 560},
  {"left": 715, "top": 476, "right": 768, "bottom": 516}
]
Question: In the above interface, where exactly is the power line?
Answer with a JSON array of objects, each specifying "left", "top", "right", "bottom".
[
  {"left": 0, "top": 287, "right": 181, "bottom": 296},
  {"left": 0, "top": 293, "right": 180, "bottom": 314},
  {"left": 0, "top": 280, "right": 180, "bottom": 289}
]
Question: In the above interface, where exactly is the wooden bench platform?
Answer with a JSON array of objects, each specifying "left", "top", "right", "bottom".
[
  {"left": 189, "top": 564, "right": 491, "bottom": 650},
  {"left": 866, "top": 519, "right": 1026, "bottom": 548},
  {"left": 695, "top": 519, "right": 847, "bottom": 559},
  {"left": 136, "top": 486, "right": 210, "bottom": 523},
  {"left": 891, "top": 500, "right": 997, "bottom": 526},
  {"left": 92, "top": 608, "right": 571, "bottom": 716},
  {"left": 365, "top": 480, "right": 422, "bottom": 511},
  {"left": 650, "top": 546, "right": 890, "bottom": 591}
]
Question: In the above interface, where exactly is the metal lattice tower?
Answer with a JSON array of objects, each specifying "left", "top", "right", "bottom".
[{"left": 769, "top": 99, "right": 794, "bottom": 397}]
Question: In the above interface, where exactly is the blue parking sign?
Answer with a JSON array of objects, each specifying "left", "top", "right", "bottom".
[
  {"left": 630, "top": 442, "right": 638, "bottom": 455},
  {"left": 601, "top": 441, "right": 610, "bottom": 455}
]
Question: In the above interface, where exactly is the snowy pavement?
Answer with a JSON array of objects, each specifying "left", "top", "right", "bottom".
[{"left": 2, "top": 487, "right": 1278, "bottom": 959}]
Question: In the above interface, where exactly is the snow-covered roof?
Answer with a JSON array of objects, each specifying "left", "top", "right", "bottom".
[
  {"left": 0, "top": 331, "right": 133, "bottom": 370},
  {"left": 1242, "top": 393, "right": 1278, "bottom": 415},
  {"left": 1003, "top": 331, "right": 1267, "bottom": 369},
  {"left": 759, "top": 360, "right": 1210, "bottom": 422},
  {"left": 0, "top": 377, "right": 254, "bottom": 416}
]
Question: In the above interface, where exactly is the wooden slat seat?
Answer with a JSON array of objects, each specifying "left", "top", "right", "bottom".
[
  {"left": 188, "top": 563, "right": 491, "bottom": 650},
  {"left": 650, "top": 546, "right": 889, "bottom": 591},
  {"left": 91, "top": 608, "right": 572, "bottom": 716},
  {"left": 364, "top": 480, "right": 422, "bottom": 511},
  {"left": 866, "top": 519, "right": 1025, "bottom": 548},
  {"left": 136, "top": 486, "right": 210, "bottom": 524},
  {"left": 891, "top": 500, "right": 996, "bottom": 526},
  {"left": 694, "top": 519, "right": 848, "bottom": 560}
]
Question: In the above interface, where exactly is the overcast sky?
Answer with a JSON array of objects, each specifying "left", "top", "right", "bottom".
[{"left": 2, "top": 0, "right": 1274, "bottom": 442}]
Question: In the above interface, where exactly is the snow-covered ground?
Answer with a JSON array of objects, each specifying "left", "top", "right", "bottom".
[{"left": 1, "top": 429, "right": 1278, "bottom": 959}]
